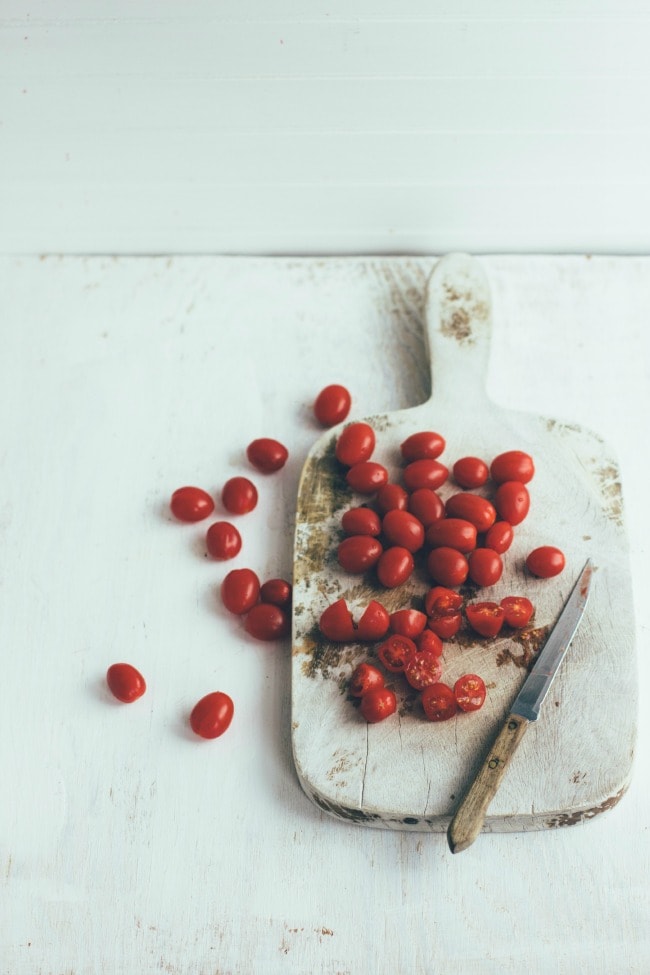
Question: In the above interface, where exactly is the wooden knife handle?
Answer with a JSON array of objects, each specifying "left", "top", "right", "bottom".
[{"left": 447, "top": 713, "right": 530, "bottom": 854}]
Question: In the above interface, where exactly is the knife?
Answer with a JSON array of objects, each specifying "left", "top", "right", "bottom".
[{"left": 447, "top": 558, "right": 594, "bottom": 854}]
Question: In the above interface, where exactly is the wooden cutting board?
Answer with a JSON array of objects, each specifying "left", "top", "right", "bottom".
[{"left": 291, "top": 253, "right": 636, "bottom": 834}]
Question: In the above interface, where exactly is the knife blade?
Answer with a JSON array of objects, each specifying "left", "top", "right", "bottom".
[{"left": 447, "top": 558, "right": 594, "bottom": 853}]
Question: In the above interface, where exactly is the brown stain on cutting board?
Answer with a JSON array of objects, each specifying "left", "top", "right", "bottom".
[{"left": 545, "top": 786, "right": 627, "bottom": 828}]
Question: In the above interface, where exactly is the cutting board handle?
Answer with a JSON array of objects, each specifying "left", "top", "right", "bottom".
[{"left": 425, "top": 253, "right": 492, "bottom": 406}]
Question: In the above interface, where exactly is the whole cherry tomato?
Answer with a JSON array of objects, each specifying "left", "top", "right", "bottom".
[
  {"left": 170, "top": 486, "right": 215, "bottom": 523},
  {"left": 454, "top": 674, "right": 487, "bottom": 712},
  {"left": 375, "top": 483, "right": 409, "bottom": 514},
  {"left": 349, "top": 662, "right": 384, "bottom": 698},
  {"left": 346, "top": 461, "right": 389, "bottom": 494},
  {"left": 314, "top": 384, "right": 352, "bottom": 427},
  {"left": 467, "top": 548, "right": 503, "bottom": 587},
  {"left": 415, "top": 629, "right": 443, "bottom": 656},
  {"left": 389, "top": 608, "right": 427, "bottom": 638},
  {"left": 404, "top": 650, "right": 443, "bottom": 690},
  {"left": 338, "top": 535, "right": 383, "bottom": 573},
  {"left": 341, "top": 507, "right": 382, "bottom": 537},
  {"left": 377, "top": 546, "right": 414, "bottom": 588},
  {"left": 427, "top": 547, "right": 469, "bottom": 587},
  {"left": 360, "top": 686, "right": 397, "bottom": 723},
  {"left": 222, "top": 476, "right": 258, "bottom": 515},
  {"left": 377, "top": 634, "right": 417, "bottom": 672},
  {"left": 452, "top": 456, "right": 489, "bottom": 489},
  {"left": 408, "top": 488, "right": 445, "bottom": 527},
  {"left": 445, "top": 493, "right": 496, "bottom": 532},
  {"left": 335, "top": 422, "right": 375, "bottom": 466},
  {"left": 500, "top": 596, "right": 534, "bottom": 628},
  {"left": 319, "top": 598, "right": 356, "bottom": 641},
  {"left": 490, "top": 450, "right": 535, "bottom": 485},
  {"left": 190, "top": 691, "right": 234, "bottom": 739},
  {"left": 485, "top": 520, "right": 514, "bottom": 554},
  {"left": 106, "top": 663, "right": 146, "bottom": 703},
  {"left": 494, "top": 481, "right": 530, "bottom": 525},
  {"left": 422, "top": 682, "right": 457, "bottom": 722},
  {"left": 357, "top": 600, "right": 391, "bottom": 640},
  {"left": 426, "top": 518, "right": 477, "bottom": 553},
  {"left": 244, "top": 603, "right": 290, "bottom": 640},
  {"left": 402, "top": 459, "right": 449, "bottom": 491},
  {"left": 206, "top": 521, "right": 242, "bottom": 560},
  {"left": 400, "top": 431, "right": 446, "bottom": 462},
  {"left": 382, "top": 509, "right": 425, "bottom": 552},
  {"left": 465, "top": 601, "right": 505, "bottom": 637},
  {"left": 526, "top": 546, "right": 566, "bottom": 578},
  {"left": 221, "top": 568, "right": 260, "bottom": 615},
  {"left": 246, "top": 438, "right": 289, "bottom": 473},
  {"left": 259, "top": 578, "right": 292, "bottom": 608}
]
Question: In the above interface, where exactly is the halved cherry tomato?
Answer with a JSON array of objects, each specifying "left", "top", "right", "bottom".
[
  {"left": 454, "top": 674, "right": 487, "bottom": 712},
  {"left": 422, "top": 682, "right": 457, "bottom": 721},
  {"left": 494, "top": 481, "right": 530, "bottom": 525},
  {"left": 490, "top": 450, "right": 535, "bottom": 485},
  {"left": 337, "top": 535, "right": 383, "bottom": 573},
  {"left": 424, "top": 586, "right": 463, "bottom": 617},
  {"left": 106, "top": 663, "right": 146, "bottom": 703},
  {"left": 402, "top": 459, "right": 449, "bottom": 491},
  {"left": 427, "top": 547, "right": 469, "bottom": 587},
  {"left": 526, "top": 546, "right": 566, "bottom": 578},
  {"left": 389, "top": 608, "right": 427, "bottom": 638},
  {"left": 206, "top": 521, "right": 242, "bottom": 560},
  {"left": 190, "top": 691, "right": 234, "bottom": 739},
  {"left": 400, "top": 431, "right": 445, "bottom": 462},
  {"left": 170, "top": 486, "right": 215, "bottom": 523},
  {"left": 452, "top": 456, "right": 489, "bottom": 489},
  {"left": 319, "top": 598, "right": 356, "bottom": 641},
  {"left": 445, "top": 493, "right": 496, "bottom": 532},
  {"left": 341, "top": 507, "right": 382, "bottom": 537},
  {"left": 221, "top": 568, "right": 260, "bottom": 615},
  {"left": 415, "top": 628, "right": 443, "bottom": 657},
  {"left": 467, "top": 548, "right": 503, "bottom": 587},
  {"left": 426, "top": 518, "right": 477, "bottom": 553},
  {"left": 427, "top": 613, "right": 462, "bottom": 639},
  {"left": 500, "top": 596, "right": 534, "bottom": 628},
  {"left": 335, "top": 422, "right": 375, "bottom": 466},
  {"left": 260, "top": 578, "right": 292, "bottom": 608},
  {"left": 375, "top": 483, "right": 409, "bottom": 514},
  {"left": 377, "top": 634, "right": 417, "bottom": 673},
  {"left": 377, "top": 546, "right": 414, "bottom": 588},
  {"left": 357, "top": 600, "right": 390, "bottom": 641},
  {"left": 485, "top": 520, "right": 514, "bottom": 554},
  {"left": 346, "top": 461, "right": 389, "bottom": 494},
  {"left": 465, "top": 601, "right": 505, "bottom": 637},
  {"left": 246, "top": 438, "right": 289, "bottom": 473},
  {"left": 404, "top": 650, "right": 443, "bottom": 690},
  {"left": 244, "top": 603, "right": 290, "bottom": 640},
  {"left": 360, "top": 686, "right": 397, "bottom": 723},
  {"left": 382, "top": 509, "right": 425, "bottom": 552},
  {"left": 222, "top": 477, "right": 258, "bottom": 515},
  {"left": 314, "top": 384, "right": 351, "bottom": 427},
  {"left": 349, "top": 662, "right": 384, "bottom": 698}
]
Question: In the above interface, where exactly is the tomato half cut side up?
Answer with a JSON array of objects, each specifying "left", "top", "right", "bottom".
[
  {"left": 500, "top": 596, "right": 534, "bottom": 628},
  {"left": 465, "top": 601, "right": 505, "bottom": 638},
  {"left": 454, "top": 674, "right": 487, "bottom": 712},
  {"left": 377, "top": 634, "right": 417, "bottom": 673},
  {"left": 360, "top": 687, "right": 397, "bottom": 723},
  {"left": 404, "top": 650, "right": 443, "bottom": 690},
  {"left": 422, "top": 682, "right": 457, "bottom": 722}
]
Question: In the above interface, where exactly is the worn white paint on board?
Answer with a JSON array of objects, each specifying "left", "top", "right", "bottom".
[{"left": 0, "top": 255, "right": 649, "bottom": 973}]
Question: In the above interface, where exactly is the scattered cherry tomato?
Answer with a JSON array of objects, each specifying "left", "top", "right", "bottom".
[
  {"left": 408, "top": 488, "right": 445, "bottom": 527},
  {"left": 246, "top": 438, "right": 289, "bottom": 473},
  {"left": 170, "top": 486, "right": 215, "bottom": 523},
  {"left": 424, "top": 586, "right": 463, "bottom": 616},
  {"left": 427, "top": 612, "right": 462, "bottom": 639},
  {"left": 206, "top": 521, "right": 242, "bottom": 560},
  {"left": 452, "top": 456, "right": 489, "bottom": 489},
  {"left": 404, "top": 650, "right": 443, "bottom": 690},
  {"left": 427, "top": 546, "right": 469, "bottom": 587},
  {"left": 494, "top": 481, "right": 530, "bottom": 525},
  {"left": 526, "top": 546, "right": 566, "bottom": 578},
  {"left": 346, "top": 461, "right": 389, "bottom": 494},
  {"left": 319, "top": 598, "right": 356, "bottom": 641},
  {"left": 375, "top": 483, "right": 409, "bottom": 514},
  {"left": 382, "top": 509, "right": 425, "bottom": 552},
  {"left": 221, "top": 568, "right": 260, "bottom": 615},
  {"left": 454, "top": 674, "right": 487, "bottom": 712},
  {"left": 402, "top": 459, "right": 449, "bottom": 491},
  {"left": 314, "top": 384, "right": 351, "bottom": 427},
  {"left": 426, "top": 518, "right": 477, "bottom": 553},
  {"left": 349, "top": 662, "right": 384, "bottom": 698},
  {"left": 360, "top": 686, "right": 397, "bottom": 723},
  {"left": 377, "top": 546, "right": 415, "bottom": 588},
  {"left": 445, "top": 493, "right": 496, "bottom": 532},
  {"left": 500, "top": 596, "right": 534, "bottom": 628},
  {"left": 485, "top": 520, "right": 514, "bottom": 554},
  {"left": 357, "top": 600, "right": 391, "bottom": 640},
  {"left": 422, "top": 682, "right": 457, "bottom": 722},
  {"left": 341, "top": 506, "right": 382, "bottom": 537},
  {"left": 338, "top": 535, "right": 383, "bottom": 573},
  {"left": 190, "top": 691, "right": 234, "bottom": 739},
  {"left": 335, "top": 422, "right": 375, "bottom": 466},
  {"left": 222, "top": 476, "right": 258, "bottom": 515},
  {"left": 259, "top": 578, "right": 292, "bottom": 608},
  {"left": 389, "top": 608, "right": 427, "bottom": 638},
  {"left": 490, "top": 450, "right": 535, "bottom": 485},
  {"left": 377, "top": 634, "right": 417, "bottom": 672},
  {"left": 467, "top": 547, "right": 503, "bottom": 587},
  {"left": 106, "top": 663, "right": 146, "bottom": 703},
  {"left": 400, "top": 431, "right": 446, "bottom": 462},
  {"left": 415, "top": 629, "right": 443, "bottom": 656},
  {"left": 465, "top": 601, "right": 505, "bottom": 637},
  {"left": 245, "top": 602, "right": 290, "bottom": 640}
]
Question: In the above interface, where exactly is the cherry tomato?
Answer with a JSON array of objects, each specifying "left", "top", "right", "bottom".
[
  {"left": 338, "top": 535, "right": 383, "bottom": 573},
  {"left": 170, "top": 486, "right": 215, "bottom": 523},
  {"left": 222, "top": 476, "right": 258, "bottom": 515},
  {"left": 314, "top": 384, "right": 352, "bottom": 427},
  {"left": 402, "top": 459, "right": 449, "bottom": 491},
  {"left": 382, "top": 509, "right": 425, "bottom": 552},
  {"left": 494, "top": 481, "right": 530, "bottom": 525},
  {"left": 106, "top": 663, "right": 146, "bottom": 703},
  {"left": 490, "top": 450, "right": 535, "bottom": 485},
  {"left": 375, "top": 482, "right": 409, "bottom": 514},
  {"left": 500, "top": 596, "right": 534, "bottom": 628},
  {"left": 452, "top": 456, "right": 489, "bottom": 489},
  {"left": 427, "top": 612, "right": 462, "bottom": 639},
  {"left": 335, "top": 422, "right": 375, "bottom": 467},
  {"left": 319, "top": 598, "right": 356, "bottom": 641},
  {"left": 415, "top": 628, "right": 443, "bottom": 656},
  {"left": 485, "top": 520, "right": 514, "bottom": 554},
  {"left": 360, "top": 686, "right": 397, "bottom": 723},
  {"left": 400, "top": 431, "right": 446, "bottom": 462},
  {"left": 404, "top": 650, "right": 443, "bottom": 690},
  {"left": 445, "top": 493, "right": 496, "bottom": 532},
  {"left": 424, "top": 587, "right": 463, "bottom": 616},
  {"left": 377, "top": 546, "right": 414, "bottom": 588},
  {"left": 190, "top": 691, "right": 234, "bottom": 739},
  {"left": 427, "top": 547, "right": 469, "bottom": 587},
  {"left": 346, "top": 461, "right": 389, "bottom": 494},
  {"left": 246, "top": 438, "right": 289, "bottom": 473},
  {"left": 341, "top": 506, "right": 382, "bottom": 537},
  {"left": 349, "top": 662, "right": 384, "bottom": 698},
  {"left": 357, "top": 600, "right": 391, "bottom": 641},
  {"left": 467, "top": 548, "right": 503, "bottom": 587},
  {"left": 426, "top": 518, "right": 477, "bottom": 553},
  {"left": 465, "top": 601, "right": 505, "bottom": 637},
  {"left": 221, "top": 568, "right": 260, "bottom": 615},
  {"left": 259, "top": 578, "right": 292, "bottom": 608},
  {"left": 454, "top": 674, "right": 487, "bottom": 712},
  {"left": 377, "top": 634, "right": 417, "bottom": 672},
  {"left": 206, "top": 521, "right": 242, "bottom": 560},
  {"left": 408, "top": 488, "right": 445, "bottom": 527},
  {"left": 422, "top": 682, "right": 457, "bottom": 722},
  {"left": 526, "top": 546, "right": 566, "bottom": 578},
  {"left": 244, "top": 602, "right": 290, "bottom": 640},
  {"left": 389, "top": 608, "right": 427, "bottom": 638}
]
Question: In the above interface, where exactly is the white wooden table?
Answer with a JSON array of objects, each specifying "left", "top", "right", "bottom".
[{"left": 1, "top": 255, "right": 649, "bottom": 974}]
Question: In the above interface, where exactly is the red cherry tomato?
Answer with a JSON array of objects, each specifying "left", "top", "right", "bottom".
[
  {"left": 415, "top": 628, "right": 443, "bottom": 656},
  {"left": 222, "top": 476, "right": 258, "bottom": 515},
  {"left": 422, "top": 682, "right": 457, "bottom": 722},
  {"left": 526, "top": 546, "right": 566, "bottom": 578},
  {"left": 426, "top": 518, "right": 477, "bottom": 553},
  {"left": 357, "top": 600, "right": 391, "bottom": 641},
  {"left": 341, "top": 506, "right": 382, "bottom": 537},
  {"left": 389, "top": 608, "right": 427, "bottom": 638},
  {"left": 454, "top": 674, "right": 487, "bottom": 712},
  {"left": 467, "top": 548, "right": 503, "bottom": 587},
  {"left": 314, "top": 384, "right": 352, "bottom": 427},
  {"left": 485, "top": 520, "right": 514, "bottom": 554},
  {"left": 402, "top": 459, "right": 449, "bottom": 491},
  {"left": 452, "top": 456, "right": 489, "bottom": 489},
  {"left": 428, "top": 612, "right": 462, "bottom": 639},
  {"left": 346, "top": 461, "right": 389, "bottom": 494},
  {"left": 400, "top": 431, "right": 446, "bottom": 462},
  {"left": 404, "top": 650, "right": 443, "bottom": 690},
  {"left": 500, "top": 596, "right": 534, "bottom": 628},
  {"left": 170, "top": 486, "right": 215, "bottom": 523},
  {"left": 408, "top": 488, "right": 445, "bottom": 527},
  {"left": 445, "top": 493, "right": 496, "bottom": 532},
  {"left": 377, "top": 546, "right": 414, "bottom": 588},
  {"left": 190, "top": 691, "right": 234, "bottom": 739},
  {"left": 466, "top": 601, "right": 505, "bottom": 637},
  {"left": 335, "top": 422, "right": 375, "bottom": 466},
  {"left": 494, "top": 481, "right": 530, "bottom": 525},
  {"left": 349, "top": 662, "right": 384, "bottom": 698},
  {"left": 319, "top": 598, "right": 356, "bottom": 641},
  {"left": 377, "top": 634, "right": 417, "bottom": 673},
  {"left": 106, "top": 663, "right": 146, "bottom": 703},
  {"left": 490, "top": 450, "right": 535, "bottom": 485},
  {"left": 221, "top": 568, "right": 260, "bottom": 615},
  {"left": 375, "top": 483, "right": 409, "bottom": 514},
  {"left": 244, "top": 602, "right": 290, "bottom": 640},
  {"left": 424, "top": 587, "right": 463, "bottom": 616},
  {"left": 427, "top": 547, "right": 469, "bottom": 587},
  {"left": 259, "top": 578, "right": 292, "bottom": 608},
  {"left": 360, "top": 686, "right": 397, "bottom": 723},
  {"left": 206, "top": 521, "right": 242, "bottom": 560},
  {"left": 246, "top": 438, "right": 289, "bottom": 473},
  {"left": 382, "top": 509, "right": 425, "bottom": 552},
  {"left": 338, "top": 535, "right": 383, "bottom": 573}
]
